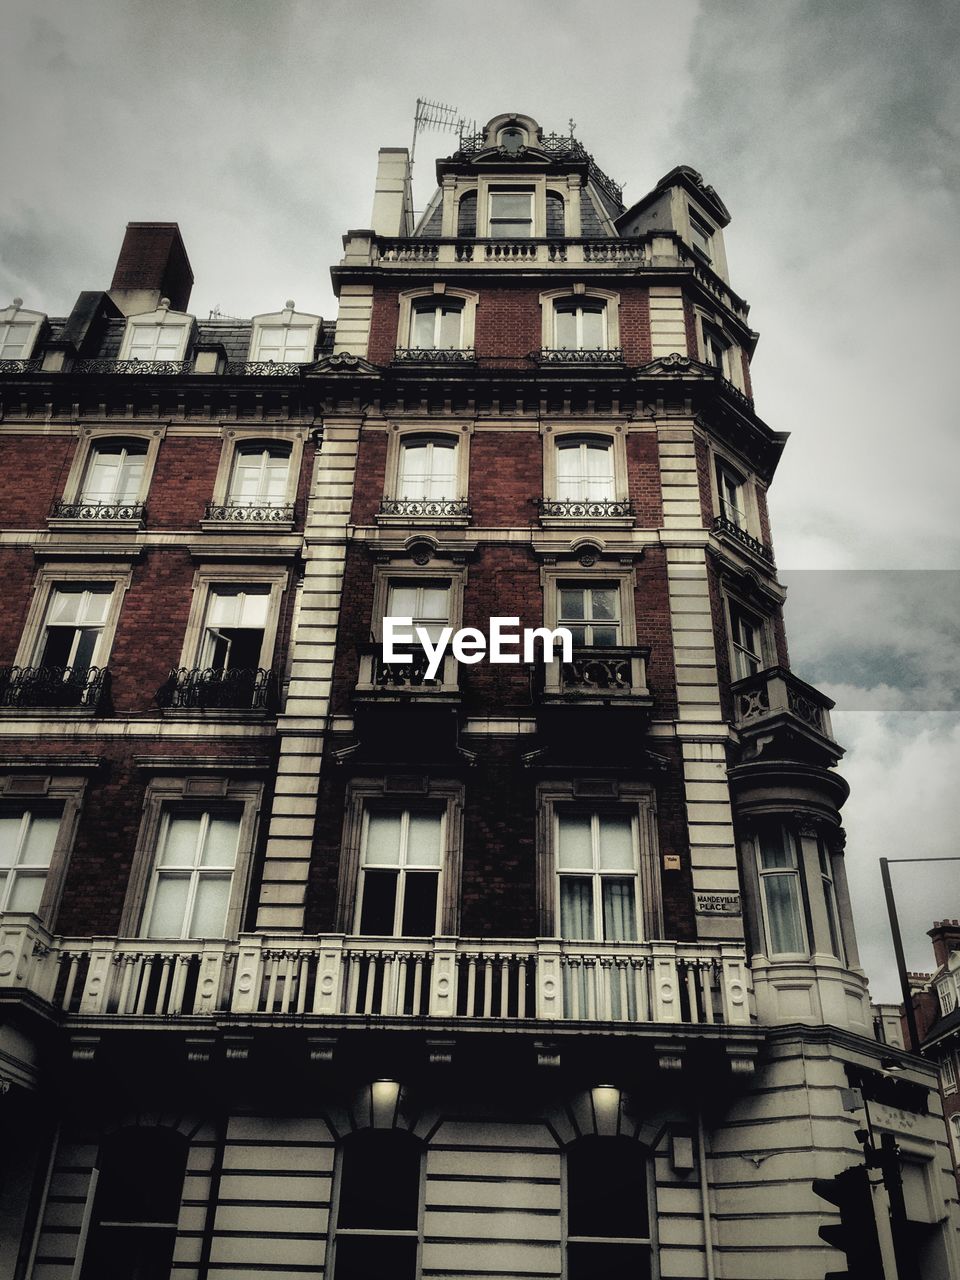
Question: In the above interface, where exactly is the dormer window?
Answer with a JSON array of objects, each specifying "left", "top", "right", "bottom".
[
  {"left": 498, "top": 126, "right": 527, "bottom": 154},
  {"left": 489, "top": 189, "right": 533, "bottom": 238},
  {"left": 0, "top": 300, "right": 45, "bottom": 361},
  {"left": 689, "top": 210, "right": 714, "bottom": 262},
  {"left": 248, "top": 302, "right": 321, "bottom": 365},
  {"left": 410, "top": 298, "right": 464, "bottom": 350},
  {"left": 119, "top": 302, "right": 192, "bottom": 363}
]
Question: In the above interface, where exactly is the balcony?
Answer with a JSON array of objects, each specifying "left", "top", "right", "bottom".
[
  {"left": 538, "top": 498, "right": 634, "bottom": 528},
  {"left": 73, "top": 358, "right": 193, "bottom": 375},
  {"left": 712, "top": 515, "right": 774, "bottom": 565},
  {"left": 155, "top": 666, "right": 277, "bottom": 712},
  {"left": 49, "top": 498, "right": 145, "bottom": 527},
  {"left": 391, "top": 348, "right": 476, "bottom": 365},
  {"left": 377, "top": 497, "right": 471, "bottom": 525},
  {"left": 0, "top": 665, "right": 110, "bottom": 711},
  {"left": 536, "top": 348, "right": 624, "bottom": 365},
  {"left": 0, "top": 358, "right": 42, "bottom": 375},
  {"left": 0, "top": 915, "right": 754, "bottom": 1033},
  {"left": 355, "top": 646, "right": 459, "bottom": 703},
  {"left": 541, "top": 646, "right": 651, "bottom": 707},
  {"left": 203, "top": 500, "right": 296, "bottom": 525},
  {"left": 732, "top": 666, "right": 841, "bottom": 764}
]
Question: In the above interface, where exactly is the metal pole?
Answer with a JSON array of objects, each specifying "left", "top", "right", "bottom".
[{"left": 879, "top": 858, "right": 920, "bottom": 1053}]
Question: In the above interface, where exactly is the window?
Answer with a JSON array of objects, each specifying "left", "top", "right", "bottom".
[
  {"left": 818, "top": 836, "right": 844, "bottom": 960},
  {"left": 356, "top": 808, "right": 443, "bottom": 937},
  {"left": 332, "top": 1130, "right": 422, "bottom": 1280},
  {"left": 951, "top": 1114, "right": 960, "bottom": 1165},
  {"left": 489, "top": 189, "right": 533, "bottom": 237},
  {"left": 34, "top": 585, "right": 113, "bottom": 671},
  {"left": 386, "top": 581, "right": 451, "bottom": 643},
  {"left": 397, "top": 437, "right": 459, "bottom": 500},
  {"left": 756, "top": 823, "right": 807, "bottom": 956},
  {"left": 80, "top": 1128, "right": 187, "bottom": 1280},
  {"left": 566, "top": 1138, "right": 653, "bottom": 1280},
  {"left": 200, "top": 587, "right": 270, "bottom": 671},
  {"left": 1, "top": 321, "right": 36, "bottom": 359},
  {"left": 701, "top": 323, "right": 729, "bottom": 373},
  {"left": 557, "top": 812, "right": 639, "bottom": 943},
  {"left": 556, "top": 438, "right": 615, "bottom": 502},
  {"left": 126, "top": 323, "right": 187, "bottom": 361},
  {"left": 228, "top": 444, "right": 291, "bottom": 506},
  {"left": 689, "top": 210, "right": 713, "bottom": 262},
  {"left": 554, "top": 299, "right": 606, "bottom": 350},
  {"left": 0, "top": 807, "right": 61, "bottom": 914},
  {"left": 558, "top": 584, "right": 621, "bottom": 647},
  {"left": 141, "top": 807, "right": 241, "bottom": 939},
  {"left": 79, "top": 440, "right": 148, "bottom": 504},
  {"left": 716, "top": 460, "right": 746, "bottom": 528},
  {"left": 251, "top": 325, "right": 314, "bottom": 363},
  {"left": 729, "top": 604, "right": 763, "bottom": 680},
  {"left": 938, "top": 979, "right": 957, "bottom": 1017},
  {"left": 409, "top": 298, "right": 464, "bottom": 350},
  {"left": 940, "top": 1054, "right": 957, "bottom": 1094}
]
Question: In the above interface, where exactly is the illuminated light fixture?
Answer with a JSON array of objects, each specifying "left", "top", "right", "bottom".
[
  {"left": 371, "top": 1078, "right": 401, "bottom": 1128},
  {"left": 591, "top": 1085, "right": 621, "bottom": 1136}
]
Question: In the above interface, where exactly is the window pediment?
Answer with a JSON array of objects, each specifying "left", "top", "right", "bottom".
[
  {"left": 119, "top": 301, "right": 195, "bottom": 362},
  {"left": 248, "top": 301, "right": 321, "bottom": 364}
]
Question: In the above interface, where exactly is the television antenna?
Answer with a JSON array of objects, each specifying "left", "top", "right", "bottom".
[{"left": 411, "top": 97, "right": 475, "bottom": 171}]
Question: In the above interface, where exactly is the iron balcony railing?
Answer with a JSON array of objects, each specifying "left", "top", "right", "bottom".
[
  {"left": 536, "top": 347, "right": 624, "bottom": 364},
  {"left": 204, "top": 501, "right": 296, "bottom": 523},
  {"left": 0, "top": 915, "right": 754, "bottom": 1029},
  {"left": 455, "top": 130, "right": 624, "bottom": 208},
  {"left": 73, "top": 358, "right": 193, "bottom": 375},
  {"left": 155, "top": 667, "right": 277, "bottom": 711},
  {"left": 538, "top": 498, "right": 634, "bottom": 520},
  {"left": 0, "top": 665, "right": 110, "bottom": 710},
  {"left": 391, "top": 348, "right": 476, "bottom": 364},
  {"left": 0, "top": 358, "right": 42, "bottom": 375},
  {"left": 377, "top": 497, "right": 471, "bottom": 520},
  {"left": 224, "top": 361, "right": 308, "bottom": 376},
  {"left": 50, "top": 498, "right": 145, "bottom": 522},
  {"left": 712, "top": 515, "right": 775, "bottom": 564}
]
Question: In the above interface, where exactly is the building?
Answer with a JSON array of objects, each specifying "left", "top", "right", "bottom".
[{"left": 0, "top": 112, "right": 958, "bottom": 1279}]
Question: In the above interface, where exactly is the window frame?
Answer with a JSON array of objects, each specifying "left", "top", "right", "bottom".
[
  {"left": 694, "top": 308, "right": 744, "bottom": 391},
  {"left": 688, "top": 208, "right": 715, "bottom": 263},
  {"left": 753, "top": 821, "right": 809, "bottom": 960},
  {"left": 724, "top": 594, "right": 771, "bottom": 683},
  {"left": 140, "top": 803, "right": 245, "bottom": 941},
  {"left": 335, "top": 777, "right": 464, "bottom": 936},
  {"left": 0, "top": 301, "right": 46, "bottom": 361},
  {"left": 0, "top": 772, "right": 86, "bottom": 926},
  {"left": 395, "top": 287, "right": 478, "bottom": 354},
  {"left": 118, "top": 775, "right": 263, "bottom": 939},
  {"left": 487, "top": 186, "right": 535, "bottom": 238},
  {"left": 563, "top": 1136, "right": 658, "bottom": 1280},
  {"left": 13, "top": 564, "right": 133, "bottom": 678},
  {"left": 118, "top": 303, "right": 194, "bottom": 362},
  {"left": 176, "top": 565, "right": 289, "bottom": 674},
  {"left": 248, "top": 304, "right": 321, "bottom": 364},
  {"left": 540, "top": 564, "right": 638, "bottom": 648},
  {"left": 940, "top": 1053, "right": 957, "bottom": 1095},
  {"left": 379, "top": 422, "right": 473, "bottom": 524},
  {"left": 536, "top": 780, "right": 661, "bottom": 940},
  {"left": 539, "top": 286, "right": 620, "bottom": 352},
  {"left": 53, "top": 426, "right": 165, "bottom": 526},
  {"left": 407, "top": 296, "right": 466, "bottom": 351},
  {"left": 329, "top": 1128, "right": 425, "bottom": 1280},
  {"left": 555, "top": 809, "right": 643, "bottom": 943},
  {"left": 205, "top": 427, "right": 306, "bottom": 526},
  {"left": 354, "top": 805, "right": 447, "bottom": 938}
]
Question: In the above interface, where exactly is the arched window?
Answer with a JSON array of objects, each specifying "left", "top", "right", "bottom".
[
  {"left": 333, "top": 1130, "right": 422, "bottom": 1280},
  {"left": 397, "top": 436, "right": 458, "bottom": 500},
  {"left": 556, "top": 437, "right": 615, "bottom": 502},
  {"left": 566, "top": 1137, "right": 653, "bottom": 1279},
  {"left": 409, "top": 297, "right": 465, "bottom": 350},
  {"left": 554, "top": 298, "right": 606, "bottom": 350},
  {"left": 228, "top": 442, "right": 292, "bottom": 506},
  {"left": 80, "top": 439, "right": 148, "bottom": 504},
  {"left": 457, "top": 191, "right": 477, "bottom": 237},
  {"left": 546, "top": 191, "right": 566, "bottom": 238},
  {"left": 80, "top": 1127, "right": 187, "bottom": 1280}
]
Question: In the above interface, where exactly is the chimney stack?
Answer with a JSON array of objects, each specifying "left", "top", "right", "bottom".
[
  {"left": 108, "top": 222, "right": 194, "bottom": 316},
  {"left": 928, "top": 919, "right": 960, "bottom": 970},
  {"left": 370, "top": 149, "right": 414, "bottom": 238}
]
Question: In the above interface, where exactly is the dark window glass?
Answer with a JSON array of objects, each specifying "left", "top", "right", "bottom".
[
  {"left": 568, "top": 1137, "right": 649, "bottom": 1239},
  {"left": 400, "top": 871, "right": 438, "bottom": 936},
  {"left": 358, "top": 870, "right": 398, "bottom": 936},
  {"left": 335, "top": 1131, "right": 421, "bottom": 1280}
]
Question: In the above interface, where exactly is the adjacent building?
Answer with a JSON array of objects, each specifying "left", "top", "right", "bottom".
[
  {"left": 1, "top": 113, "right": 958, "bottom": 1279},
  {"left": 905, "top": 922, "right": 960, "bottom": 1192}
]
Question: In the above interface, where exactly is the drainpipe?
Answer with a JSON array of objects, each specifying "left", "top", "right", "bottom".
[{"left": 697, "top": 1109, "right": 716, "bottom": 1280}]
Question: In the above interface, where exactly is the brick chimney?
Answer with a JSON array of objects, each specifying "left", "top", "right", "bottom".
[
  {"left": 108, "top": 222, "right": 194, "bottom": 316},
  {"left": 928, "top": 919, "right": 960, "bottom": 970}
]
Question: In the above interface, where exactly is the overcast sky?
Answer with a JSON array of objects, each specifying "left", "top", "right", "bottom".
[{"left": 2, "top": 0, "right": 958, "bottom": 999}]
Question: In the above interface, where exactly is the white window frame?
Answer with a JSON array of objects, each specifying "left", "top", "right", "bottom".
[
  {"left": 13, "top": 564, "right": 133, "bottom": 676},
  {"left": 354, "top": 806, "right": 446, "bottom": 938},
  {"left": 0, "top": 773, "right": 86, "bottom": 926},
  {"left": 370, "top": 565, "right": 466, "bottom": 643},
  {"left": 938, "top": 979, "right": 957, "bottom": 1017},
  {"left": 396, "top": 436, "right": 460, "bottom": 501},
  {"left": 140, "top": 805, "right": 244, "bottom": 940},
  {"left": 54, "top": 427, "right": 165, "bottom": 524},
  {"left": 694, "top": 309, "right": 744, "bottom": 391},
  {"left": 539, "top": 286, "right": 620, "bottom": 351},
  {"left": 0, "top": 301, "right": 46, "bottom": 360},
  {"left": 487, "top": 187, "right": 535, "bottom": 238},
  {"left": 536, "top": 781, "right": 661, "bottom": 940},
  {"left": 118, "top": 775, "right": 262, "bottom": 939},
  {"left": 335, "top": 778, "right": 464, "bottom": 936},
  {"left": 248, "top": 304, "right": 321, "bottom": 364},
  {"left": 396, "top": 287, "right": 478, "bottom": 353},
  {"left": 555, "top": 809, "right": 642, "bottom": 942},
  {"left": 750, "top": 822, "right": 810, "bottom": 960},
  {"left": 724, "top": 595, "right": 771, "bottom": 682},
  {"left": 408, "top": 297, "right": 465, "bottom": 350},
  {"left": 541, "top": 564, "right": 637, "bottom": 644},
  {"left": 379, "top": 422, "right": 473, "bottom": 523},
  {"left": 118, "top": 303, "right": 194, "bottom": 362},
  {"left": 940, "top": 1054, "right": 957, "bottom": 1095},
  {"left": 540, "top": 423, "right": 631, "bottom": 521},
  {"left": 205, "top": 427, "right": 306, "bottom": 526},
  {"left": 227, "top": 443, "right": 293, "bottom": 505},
  {"left": 557, "top": 582, "right": 623, "bottom": 648},
  {"left": 688, "top": 208, "right": 715, "bottom": 262},
  {"left": 177, "top": 565, "right": 289, "bottom": 673}
]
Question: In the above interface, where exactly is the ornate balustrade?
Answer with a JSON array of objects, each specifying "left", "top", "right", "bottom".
[
  {"left": 391, "top": 348, "right": 476, "bottom": 364},
  {"left": 538, "top": 498, "right": 634, "bottom": 521},
  {"left": 542, "top": 646, "right": 651, "bottom": 703},
  {"left": 155, "top": 666, "right": 277, "bottom": 711},
  {"left": 203, "top": 501, "right": 295, "bottom": 524},
  {"left": 355, "top": 646, "right": 459, "bottom": 699},
  {"left": 0, "top": 665, "right": 110, "bottom": 710},
  {"left": 732, "top": 666, "right": 835, "bottom": 741},
  {"left": 377, "top": 497, "right": 470, "bottom": 520},
  {"left": 50, "top": 498, "right": 145, "bottom": 523},
  {"left": 0, "top": 915, "right": 754, "bottom": 1029},
  {"left": 536, "top": 347, "right": 624, "bottom": 364},
  {"left": 224, "top": 361, "right": 306, "bottom": 376},
  {"left": 712, "top": 514, "right": 774, "bottom": 564},
  {"left": 73, "top": 359, "right": 193, "bottom": 374},
  {"left": 0, "top": 359, "right": 42, "bottom": 375}
]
